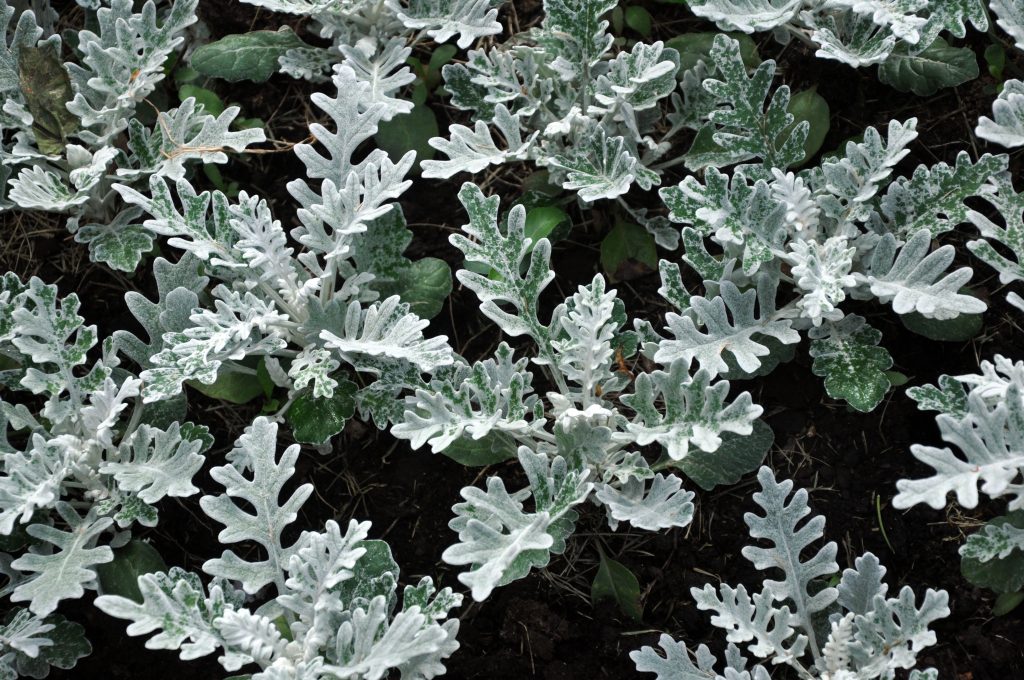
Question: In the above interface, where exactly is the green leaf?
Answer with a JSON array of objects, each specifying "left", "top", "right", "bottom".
[
  {"left": 18, "top": 46, "right": 78, "bottom": 155},
  {"left": 878, "top": 38, "right": 979, "bottom": 96},
  {"left": 674, "top": 419, "right": 773, "bottom": 491},
  {"left": 985, "top": 43, "right": 1007, "bottom": 80},
  {"left": 39, "top": 614, "right": 92, "bottom": 670},
  {"left": 600, "top": 220, "right": 658, "bottom": 282},
  {"left": 884, "top": 371, "right": 909, "bottom": 387},
  {"left": 190, "top": 27, "right": 307, "bottom": 82},
  {"left": 666, "top": 31, "right": 761, "bottom": 72},
  {"left": 624, "top": 6, "right": 653, "bottom": 37},
  {"left": 177, "top": 84, "right": 224, "bottom": 116},
  {"left": 810, "top": 316, "right": 893, "bottom": 412},
  {"left": 591, "top": 547, "right": 643, "bottom": 621},
  {"left": 96, "top": 540, "right": 167, "bottom": 603},
  {"left": 961, "top": 511, "right": 1024, "bottom": 594},
  {"left": 287, "top": 379, "right": 357, "bottom": 444},
  {"left": 993, "top": 591, "right": 1024, "bottom": 616},
  {"left": 256, "top": 357, "right": 275, "bottom": 398},
  {"left": 376, "top": 257, "right": 453, "bottom": 320},
  {"left": 784, "top": 88, "right": 830, "bottom": 166},
  {"left": 426, "top": 44, "right": 458, "bottom": 88},
  {"left": 374, "top": 103, "right": 440, "bottom": 166},
  {"left": 900, "top": 310, "right": 983, "bottom": 341},
  {"left": 187, "top": 366, "right": 263, "bottom": 404},
  {"left": 525, "top": 205, "right": 570, "bottom": 243},
  {"left": 440, "top": 431, "right": 519, "bottom": 467}
]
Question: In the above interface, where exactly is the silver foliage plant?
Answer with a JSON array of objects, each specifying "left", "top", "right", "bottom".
[
  {"left": 894, "top": 354, "right": 1024, "bottom": 603},
  {"left": 96, "top": 416, "right": 462, "bottom": 680},
  {"left": 0, "top": 0, "right": 266, "bottom": 271},
  {"left": 655, "top": 34, "right": 1004, "bottom": 413},
  {"left": 0, "top": 274, "right": 213, "bottom": 676},
  {"left": 113, "top": 64, "right": 456, "bottom": 444},
  {"left": 633, "top": 466, "right": 949, "bottom": 680},
  {"left": 423, "top": 0, "right": 683, "bottom": 205},
  {"left": 392, "top": 181, "right": 768, "bottom": 601},
  {"left": 239, "top": 0, "right": 502, "bottom": 98},
  {"left": 683, "top": 0, "right": 1005, "bottom": 76}
]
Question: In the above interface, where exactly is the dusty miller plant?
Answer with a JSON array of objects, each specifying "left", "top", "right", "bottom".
[
  {"left": 683, "top": 0, "right": 1022, "bottom": 95},
  {"left": 234, "top": 0, "right": 503, "bottom": 102},
  {"left": 633, "top": 466, "right": 949, "bottom": 680},
  {"left": 391, "top": 181, "right": 773, "bottom": 601},
  {"left": 0, "top": 0, "right": 266, "bottom": 271},
  {"left": 423, "top": 0, "right": 684, "bottom": 210},
  {"left": 894, "top": 354, "right": 1024, "bottom": 609},
  {"left": 96, "top": 416, "right": 462, "bottom": 680},
  {"left": 0, "top": 273, "right": 213, "bottom": 676},
  {"left": 653, "top": 34, "right": 1004, "bottom": 413},
  {"left": 113, "top": 65, "right": 456, "bottom": 445}
]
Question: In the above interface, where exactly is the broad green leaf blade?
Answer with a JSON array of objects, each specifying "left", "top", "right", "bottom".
[
  {"left": 960, "top": 512, "right": 1024, "bottom": 593},
  {"left": 878, "top": 38, "right": 979, "bottom": 96},
  {"left": 675, "top": 419, "right": 773, "bottom": 491},
  {"left": 374, "top": 103, "right": 440, "bottom": 165},
  {"left": 286, "top": 379, "right": 357, "bottom": 444},
  {"left": 96, "top": 540, "right": 168, "bottom": 603},
  {"left": 600, "top": 221, "right": 658, "bottom": 282},
  {"left": 190, "top": 28, "right": 307, "bottom": 82},
  {"left": 376, "top": 257, "right": 453, "bottom": 320},
  {"left": 17, "top": 45, "right": 78, "bottom": 155},
  {"left": 591, "top": 549, "right": 643, "bottom": 621},
  {"left": 809, "top": 315, "right": 893, "bottom": 412}
]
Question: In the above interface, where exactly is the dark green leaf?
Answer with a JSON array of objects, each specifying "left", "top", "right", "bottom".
[
  {"left": 525, "top": 206, "right": 569, "bottom": 243},
  {"left": 962, "top": 511, "right": 1024, "bottom": 593},
  {"left": 337, "top": 540, "right": 399, "bottom": 605},
  {"left": 674, "top": 419, "right": 773, "bottom": 491},
  {"left": 985, "top": 43, "right": 1007, "bottom": 80},
  {"left": 287, "top": 379, "right": 357, "bottom": 444},
  {"left": 256, "top": 357, "right": 275, "bottom": 398},
  {"left": 191, "top": 28, "right": 307, "bottom": 82},
  {"left": 38, "top": 615, "right": 91, "bottom": 670},
  {"left": 376, "top": 104, "right": 439, "bottom": 167},
  {"left": 178, "top": 84, "right": 225, "bottom": 116},
  {"left": 901, "top": 310, "right": 983, "bottom": 342},
  {"left": 993, "top": 591, "right": 1024, "bottom": 616},
  {"left": 376, "top": 257, "right": 452, "bottom": 320},
  {"left": 18, "top": 46, "right": 78, "bottom": 155},
  {"left": 426, "top": 44, "right": 458, "bottom": 88},
  {"left": 591, "top": 548, "right": 643, "bottom": 621},
  {"left": 624, "top": 6, "right": 653, "bottom": 37},
  {"left": 810, "top": 321, "right": 893, "bottom": 412},
  {"left": 187, "top": 367, "right": 263, "bottom": 404},
  {"left": 441, "top": 431, "right": 518, "bottom": 467},
  {"left": 96, "top": 540, "right": 167, "bottom": 603},
  {"left": 878, "top": 38, "right": 979, "bottom": 96},
  {"left": 666, "top": 32, "right": 760, "bottom": 72},
  {"left": 600, "top": 220, "right": 658, "bottom": 282},
  {"left": 784, "top": 88, "right": 830, "bottom": 166}
]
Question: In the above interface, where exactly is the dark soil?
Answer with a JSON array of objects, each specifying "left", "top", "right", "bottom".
[{"left": 6, "top": 1, "right": 1023, "bottom": 678}]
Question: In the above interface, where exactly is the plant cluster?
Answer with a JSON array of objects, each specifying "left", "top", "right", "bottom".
[{"left": 1, "top": 0, "right": 1023, "bottom": 677}]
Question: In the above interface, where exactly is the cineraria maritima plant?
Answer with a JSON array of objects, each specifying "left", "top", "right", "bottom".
[
  {"left": 633, "top": 467, "right": 949, "bottom": 680},
  {"left": 0, "top": 274, "right": 214, "bottom": 674},
  {"left": 0, "top": 0, "right": 266, "bottom": 271},
  {"left": 392, "top": 181, "right": 773, "bottom": 601},
  {"left": 5, "top": 0, "right": 1024, "bottom": 676},
  {"left": 96, "top": 417, "right": 462, "bottom": 680},
  {"left": 112, "top": 64, "right": 456, "bottom": 445},
  {"left": 683, "top": 0, "right": 1023, "bottom": 96}
]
